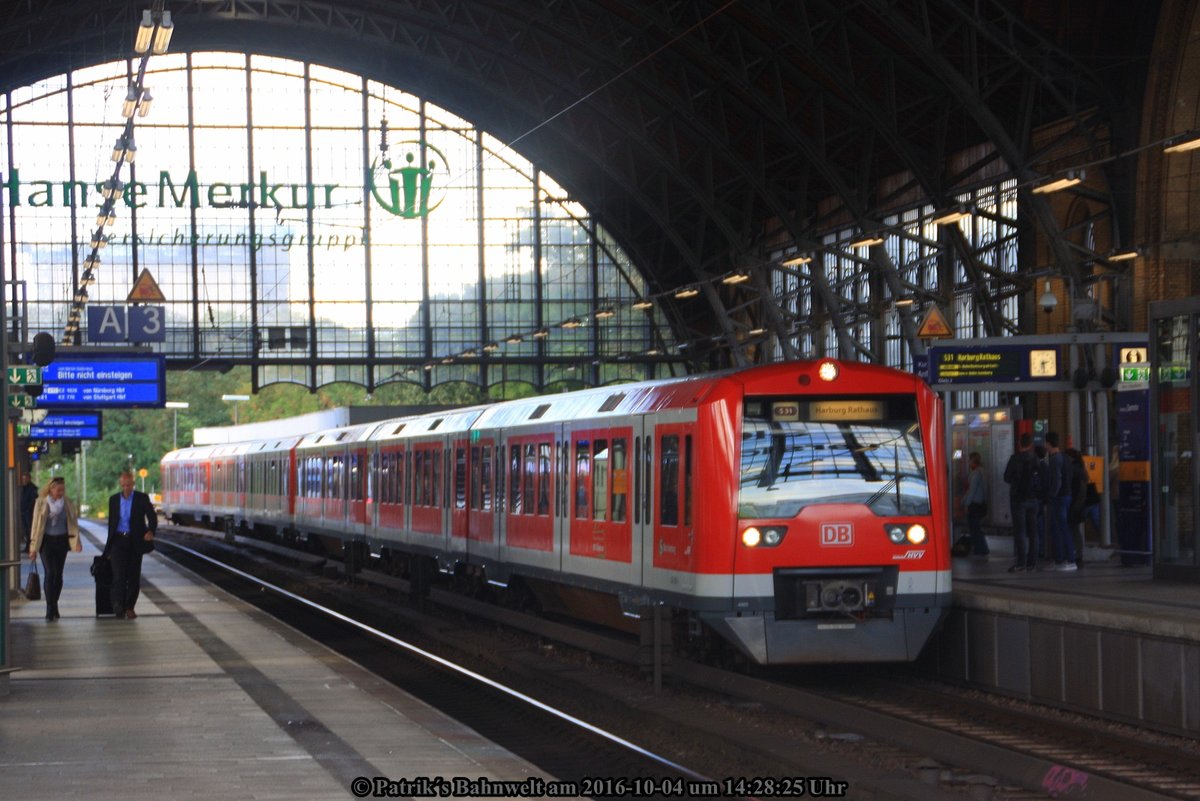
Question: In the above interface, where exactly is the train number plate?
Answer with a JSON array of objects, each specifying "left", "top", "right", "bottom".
[{"left": 819, "top": 522, "right": 854, "bottom": 546}]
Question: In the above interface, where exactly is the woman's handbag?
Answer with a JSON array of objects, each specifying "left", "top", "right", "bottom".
[{"left": 25, "top": 561, "right": 41, "bottom": 601}]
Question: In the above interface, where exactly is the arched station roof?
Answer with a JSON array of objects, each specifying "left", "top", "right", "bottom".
[{"left": 0, "top": 0, "right": 1165, "bottom": 368}]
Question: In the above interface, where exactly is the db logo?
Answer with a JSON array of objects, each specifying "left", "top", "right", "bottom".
[{"left": 820, "top": 522, "right": 853, "bottom": 547}]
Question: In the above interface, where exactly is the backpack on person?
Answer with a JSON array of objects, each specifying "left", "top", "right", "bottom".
[
  {"left": 1007, "top": 450, "right": 1047, "bottom": 502},
  {"left": 1025, "top": 454, "right": 1050, "bottom": 502}
]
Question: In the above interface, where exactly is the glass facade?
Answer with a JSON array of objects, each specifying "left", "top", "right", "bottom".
[
  {"left": 769, "top": 179, "right": 1019, "bottom": 412},
  {"left": 0, "top": 53, "right": 677, "bottom": 391}
]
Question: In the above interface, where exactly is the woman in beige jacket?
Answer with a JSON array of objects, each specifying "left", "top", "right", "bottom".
[{"left": 28, "top": 476, "right": 82, "bottom": 620}]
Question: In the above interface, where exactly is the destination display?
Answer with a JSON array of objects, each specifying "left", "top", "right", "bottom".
[
  {"left": 930, "top": 345, "right": 1061, "bottom": 384},
  {"left": 27, "top": 412, "right": 103, "bottom": 440},
  {"left": 37, "top": 357, "right": 165, "bottom": 409}
]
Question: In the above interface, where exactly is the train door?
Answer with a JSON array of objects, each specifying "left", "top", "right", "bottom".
[
  {"left": 451, "top": 437, "right": 470, "bottom": 548},
  {"left": 348, "top": 446, "right": 368, "bottom": 532},
  {"left": 649, "top": 422, "right": 697, "bottom": 590},
  {"left": 378, "top": 445, "right": 405, "bottom": 534},
  {"left": 468, "top": 436, "right": 497, "bottom": 561},
  {"left": 566, "top": 425, "right": 636, "bottom": 581}
]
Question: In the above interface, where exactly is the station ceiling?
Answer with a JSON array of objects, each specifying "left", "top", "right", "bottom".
[{"left": 0, "top": 0, "right": 1161, "bottom": 361}]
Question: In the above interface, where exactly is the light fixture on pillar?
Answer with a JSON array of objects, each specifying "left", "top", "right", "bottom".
[
  {"left": 96, "top": 204, "right": 116, "bottom": 228},
  {"left": 90, "top": 230, "right": 109, "bottom": 250},
  {"left": 674, "top": 286, "right": 700, "bottom": 299},
  {"left": 722, "top": 272, "right": 750, "bottom": 285},
  {"left": 1108, "top": 247, "right": 1140, "bottom": 262},
  {"left": 631, "top": 299, "right": 654, "bottom": 310},
  {"left": 101, "top": 178, "right": 123, "bottom": 200},
  {"left": 151, "top": 10, "right": 174, "bottom": 54},
  {"left": 134, "top": 9, "right": 155, "bottom": 54},
  {"left": 137, "top": 88, "right": 153, "bottom": 118},
  {"left": 122, "top": 86, "right": 140, "bottom": 118}
]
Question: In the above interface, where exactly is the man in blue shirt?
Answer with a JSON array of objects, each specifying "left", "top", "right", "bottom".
[{"left": 103, "top": 470, "right": 157, "bottom": 618}]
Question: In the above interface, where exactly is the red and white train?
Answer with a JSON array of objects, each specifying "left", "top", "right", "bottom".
[{"left": 161, "top": 360, "right": 950, "bottom": 664}]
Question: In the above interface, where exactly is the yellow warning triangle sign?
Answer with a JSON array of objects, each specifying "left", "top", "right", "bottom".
[
  {"left": 127, "top": 269, "right": 166, "bottom": 303},
  {"left": 916, "top": 305, "right": 953, "bottom": 339}
]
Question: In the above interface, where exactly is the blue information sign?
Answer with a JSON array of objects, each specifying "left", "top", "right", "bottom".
[
  {"left": 37, "top": 357, "right": 165, "bottom": 409},
  {"left": 28, "top": 412, "right": 103, "bottom": 440}
]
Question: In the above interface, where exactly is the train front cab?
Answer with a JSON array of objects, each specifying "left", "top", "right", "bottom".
[{"left": 703, "top": 362, "right": 951, "bottom": 664}]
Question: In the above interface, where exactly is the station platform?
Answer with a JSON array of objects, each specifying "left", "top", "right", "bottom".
[
  {"left": 2, "top": 521, "right": 550, "bottom": 800},
  {"left": 933, "top": 535, "right": 1200, "bottom": 737}
]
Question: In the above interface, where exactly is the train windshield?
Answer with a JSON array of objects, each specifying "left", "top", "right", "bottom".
[{"left": 738, "top": 395, "right": 930, "bottom": 518}]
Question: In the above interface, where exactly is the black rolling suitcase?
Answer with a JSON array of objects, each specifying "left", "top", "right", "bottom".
[{"left": 91, "top": 556, "right": 114, "bottom": 616}]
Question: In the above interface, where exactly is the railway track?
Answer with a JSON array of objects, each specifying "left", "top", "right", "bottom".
[{"left": 155, "top": 524, "right": 1198, "bottom": 801}]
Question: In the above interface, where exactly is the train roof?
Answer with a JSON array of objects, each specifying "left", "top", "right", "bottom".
[
  {"left": 473, "top": 372, "right": 724, "bottom": 429},
  {"left": 368, "top": 405, "right": 488, "bottom": 442},
  {"left": 296, "top": 422, "right": 376, "bottom": 450}
]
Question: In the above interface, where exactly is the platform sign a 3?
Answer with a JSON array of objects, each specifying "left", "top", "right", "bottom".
[{"left": 87, "top": 305, "right": 166, "bottom": 343}]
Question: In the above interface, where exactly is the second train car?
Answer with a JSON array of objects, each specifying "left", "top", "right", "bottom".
[{"left": 162, "top": 360, "right": 950, "bottom": 663}]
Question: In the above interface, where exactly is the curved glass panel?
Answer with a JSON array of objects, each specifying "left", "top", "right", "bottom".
[{"left": 0, "top": 53, "right": 678, "bottom": 391}]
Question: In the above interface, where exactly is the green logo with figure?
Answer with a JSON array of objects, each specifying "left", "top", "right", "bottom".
[{"left": 367, "top": 140, "right": 447, "bottom": 219}]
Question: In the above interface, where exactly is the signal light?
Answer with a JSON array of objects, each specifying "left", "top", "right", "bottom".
[{"left": 32, "top": 331, "right": 56, "bottom": 366}]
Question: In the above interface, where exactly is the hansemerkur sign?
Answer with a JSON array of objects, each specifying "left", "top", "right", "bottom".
[
  {"left": 1, "top": 140, "right": 449, "bottom": 218},
  {"left": 1, "top": 168, "right": 341, "bottom": 211}
]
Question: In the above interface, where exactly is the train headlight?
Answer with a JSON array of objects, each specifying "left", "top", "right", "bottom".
[
  {"left": 817, "top": 361, "right": 839, "bottom": 382},
  {"left": 884, "top": 523, "right": 927, "bottom": 545},
  {"left": 741, "top": 526, "right": 787, "bottom": 547}
]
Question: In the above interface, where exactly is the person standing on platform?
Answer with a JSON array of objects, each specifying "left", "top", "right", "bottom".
[
  {"left": 20, "top": 472, "right": 39, "bottom": 551},
  {"left": 962, "top": 452, "right": 989, "bottom": 558},
  {"left": 1003, "top": 433, "right": 1040, "bottom": 572},
  {"left": 1045, "top": 433, "right": 1077, "bottom": 571},
  {"left": 103, "top": 470, "right": 157, "bottom": 619},
  {"left": 27, "top": 476, "right": 82, "bottom": 621}
]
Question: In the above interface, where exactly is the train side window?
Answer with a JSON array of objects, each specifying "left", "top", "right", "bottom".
[
  {"left": 372, "top": 451, "right": 382, "bottom": 503},
  {"left": 684, "top": 434, "right": 693, "bottom": 526},
  {"left": 469, "top": 446, "right": 481, "bottom": 510},
  {"left": 633, "top": 438, "right": 641, "bottom": 524},
  {"left": 510, "top": 444, "right": 522, "bottom": 514},
  {"left": 455, "top": 446, "right": 467, "bottom": 510},
  {"left": 642, "top": 439, "right": 652, "bottom": 524},
  {"left": 556, "top": 440, "right": 566, "bottom": 518},
  {"left": 400, "top": 450, "right": 410, "bottom": 506},
  {"left": 537, "top": 443, "right": 551, "bottom": 516},
  {"left": 660, "top": 435, "right": 680, "bottom": 527},
  {"left": 352, "top": 453, "right": 363, "bottom": 502},
  {"left": 416, "top": 450, "right": 427, "bottom": 506},
  {"left": 574, "top": 440, "right": 590, "bottom": 519},
  {"left": 481, "top": 445, "right": 492, "bottom": 511},
  {"left": 592, "top": 439, "right": 609, "bottom": 521},
  {"left": 611, "top": 438, "right": 628, "bottom": 523},
  {"left": 495, "top": 446, "right": 505, "bottom": 513},
  {"left": 438, "top": 448, "right": 447, "bottom": 508},
  {"left": 523, "top": 444, "right": 536, "bottom": 515}
]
